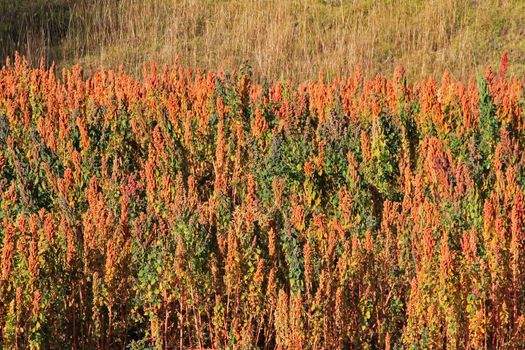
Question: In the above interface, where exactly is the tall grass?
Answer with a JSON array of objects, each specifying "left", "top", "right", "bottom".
[
  {"left": 2, "top": 0, "right": 525, "bottom": 81},
  {"left": 0, "top": 0, "right": 71, "bottom": 62}
]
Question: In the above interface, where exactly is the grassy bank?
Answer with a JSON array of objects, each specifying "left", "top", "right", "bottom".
[{"left": 1, "top": 0, "right": 525, "bottom": 81}]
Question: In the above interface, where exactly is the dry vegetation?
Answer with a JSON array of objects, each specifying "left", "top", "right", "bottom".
[{"left": 2, "top": 0, "right": 525, "bottom": 81}]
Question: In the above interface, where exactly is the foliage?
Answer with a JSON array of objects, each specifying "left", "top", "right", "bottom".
[{"left": 0, "top": 54, "right": 524, "bottom": 349}]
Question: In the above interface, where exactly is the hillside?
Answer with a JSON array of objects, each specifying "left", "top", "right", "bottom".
[{"left": 1, "top": 0, "right": 525, "bottom": 81}]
